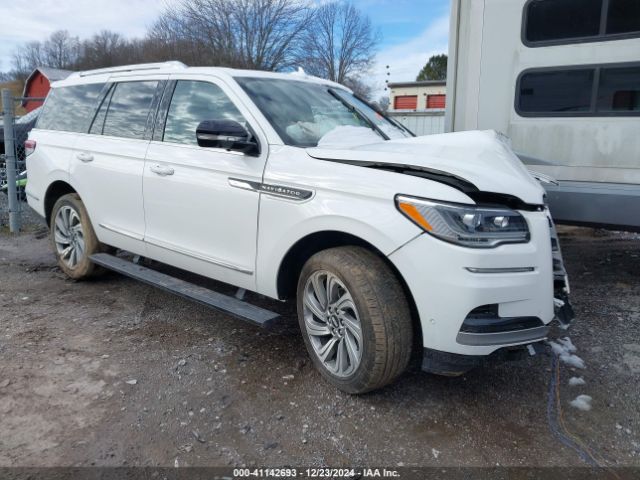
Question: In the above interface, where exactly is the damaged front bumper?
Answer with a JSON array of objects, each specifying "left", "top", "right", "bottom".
[
  {"left": 420, "top": 213, "right": 575, "bottom": 376},
  {"left": 550, "top": 215, "right": 575, "bottom": 328}
]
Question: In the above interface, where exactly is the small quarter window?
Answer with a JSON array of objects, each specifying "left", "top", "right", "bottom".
[
  {"left": 102, "top": 81, "right": 159, "bottom": 139},
  {"left": 163, "top": 80, "right": 246, "bottom": 146},
  {"left": 37, "top": 83, "right": 105, "bottom": 133}
]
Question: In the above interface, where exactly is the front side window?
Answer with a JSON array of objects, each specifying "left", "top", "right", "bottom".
[
  {"left": 524, "top": 0, "right": 640, "bottom": 46},
  {"left": 100, "top": 81, "right": 158, "bottom": 139},
  {"left": 37, "top": 83, "right": 105, "bottom": 133},
  {"left": 236, "top": 77, "right": 409, "bottom": 147},
  {"left": 517, "top": 63, "right": 640, "bottom": 116},
  {"left": 163, "top": 81, "right": 246, "bottom": 146}
]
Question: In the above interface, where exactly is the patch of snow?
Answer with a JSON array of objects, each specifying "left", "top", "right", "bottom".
[
  {"left": 558, "top": 337, "right": 577, "bottom": 353},
  {"left": 561, "top": 354, "right": 586, "bottom": 369},
  {"left": 570, "top": 395, "right": 592, "bottom": 411},
  {"left": 548, "top": 337, "right": 585, "bottom": 369},
  {"left": 568, "top": 376, "right": 586, "bottom": 386}
]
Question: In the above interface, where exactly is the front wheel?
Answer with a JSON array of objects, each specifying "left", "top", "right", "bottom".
[
  {"left": 50, "top": 193, "right": 104, "bottom": 279},
  {"left": 296, "top": 247, "right": 413, "bottom": 394}
]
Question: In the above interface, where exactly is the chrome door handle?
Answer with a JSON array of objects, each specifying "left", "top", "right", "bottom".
[
  {"left": 76, "top": 152, "right": 94, "bottom": 162},
  {"left": 150, "top": 164, "right": 175, "bottom": 176}
]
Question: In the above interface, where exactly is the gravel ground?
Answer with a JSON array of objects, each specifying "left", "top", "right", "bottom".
[{"left": 0, "top": 202, "right": 639, "bottom": 469}]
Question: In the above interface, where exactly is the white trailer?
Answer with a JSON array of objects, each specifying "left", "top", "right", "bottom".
[{"left": 446, "top": 0, "right": 640, "bottom": 230}]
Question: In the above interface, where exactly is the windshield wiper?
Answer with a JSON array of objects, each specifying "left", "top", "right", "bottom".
[
  {"left": 352, "top": 93, "right": 416, "bottom": 137},
  {"left": 328, "top": 88, "right": 390, "bottom": 141}
]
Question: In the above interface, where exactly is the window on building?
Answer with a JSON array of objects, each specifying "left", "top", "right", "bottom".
[
  {"left": 101, "top": 81, "right": 158, "bottom": 139},
  {"left": 597, "top": 65, "right": 640, "bottom": 112},
  {"left": 426, "top": 94, "right": 446, "bottom": 109},
  {"left": 37, "top": 83, "right": 106, "bottom": 133},
  {"left": 524, "top": 0, "right": 640, "bottom": 45},
  {"left": 517, "top": 63, "right": 640, "bottom": 116},
  {"left": 394, "top": 95, "right": 418, "bottom": 110},
  {"left": 163, "top": 81, "right": 246, "bottom": 146},
  {"left": 606, "top": 0, "right": 640, "bottom": 35},
  {"left": 525, "top": 0, "right": 602, "bottom": 43},
  {"left": 518, "top": 69, "right": 594, "bottom": 114}
]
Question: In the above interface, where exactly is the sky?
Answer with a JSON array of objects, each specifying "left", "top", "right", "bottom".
[{"left": 0, "top": 0, "right": 451, "bottom": 97}]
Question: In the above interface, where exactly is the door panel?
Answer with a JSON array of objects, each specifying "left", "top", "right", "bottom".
[
  {"left": 143, "top": 78, "right": 268, "bottom": 290},
  {"left": 71, "top": 134, "right": 149, "bottom": 253},
  {"left": 70, "top": 79, "right": 163, "bottom": 254}
]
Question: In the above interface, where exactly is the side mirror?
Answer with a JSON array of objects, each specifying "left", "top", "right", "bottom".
[{"left": 196, "top": 120, "right": 260, "bottom": 156}]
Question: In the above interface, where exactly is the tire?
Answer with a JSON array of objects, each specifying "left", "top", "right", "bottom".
[
  {"left": 50, "top": 193, "right": 104, "bottom": 279},
  {"left": 296, "top": 246, "right": 413, "bottom": 394}
]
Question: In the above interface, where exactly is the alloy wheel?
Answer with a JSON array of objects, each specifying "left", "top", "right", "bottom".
[
  {"left": 303, "top": 270, "right": 363, "bottom": 377},
  {"left": 53, "top": 205, "right": 85, "bottom": 269}
]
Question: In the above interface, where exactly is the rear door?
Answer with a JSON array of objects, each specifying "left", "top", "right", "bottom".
[
  {"left": 71, "top": 78, "right": 165, "bottom": 254},
  {"left": 142, "top": 76, "right": 268, "bottom": 290},
  {"left": 27, "top": 83, "right": 106, "bottom": 214}
]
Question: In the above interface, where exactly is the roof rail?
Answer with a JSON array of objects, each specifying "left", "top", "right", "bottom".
[{"left": 70, "top": 61, "right": 187, "bottom": 78}]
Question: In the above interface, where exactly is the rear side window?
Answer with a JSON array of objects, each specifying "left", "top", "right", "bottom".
[
  {"left": 163, "top": 80, "right": 246, "bottom": 146},
  {"left": 517, "top": 64, "right": 640, "bottom": 116},
  {"left": 100, "top": 81, "right": 159, "bottom": 139},
  {"left": 524, "top": 0, "right": 640, "bottom": 46},
  {"left": 37, "top": 83, "right": 105, "bottom": 133}
]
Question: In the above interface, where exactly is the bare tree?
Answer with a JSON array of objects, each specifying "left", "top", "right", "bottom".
[
  {"left": 43, "top": 30, "right": 80, "bottom": 69},
  {"left": 79, "top": 31, "right": 127, "bottom": 69},
  {"left": 297, "top": 1, "right": 378, "bottom": 95},
  {"left": 11, "top": 42, "right": 44, "bottom": 79},
  {"left": 150, "top": 0, "right": 314, "bottom": 70},
  {"left": 11, "top": 30, "right": 80, "bottom": 78}
]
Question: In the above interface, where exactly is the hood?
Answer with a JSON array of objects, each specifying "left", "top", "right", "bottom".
[{"left": 307, "top": 130, "right": 545, "bottom": 205}]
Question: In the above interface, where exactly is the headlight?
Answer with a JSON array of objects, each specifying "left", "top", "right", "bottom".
[{"left": 395, "top": 195, "right": 530, "bottom": 248}]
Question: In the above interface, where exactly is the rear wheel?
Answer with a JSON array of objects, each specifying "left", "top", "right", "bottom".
[
  {"left": 296, "top": 246, "right": 413, "bottom": 394},
  {"left": 50, "top": 193, "right": 104, "bottom": 279}
]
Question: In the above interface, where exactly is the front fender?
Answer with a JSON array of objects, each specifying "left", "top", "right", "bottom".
[{"left": 255, "top": 192, "right": 421, "bottom": 298}]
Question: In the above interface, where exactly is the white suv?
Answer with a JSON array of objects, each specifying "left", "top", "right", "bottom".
[{"left": 26, "top": 62, "right": 572, "bottom": 393}]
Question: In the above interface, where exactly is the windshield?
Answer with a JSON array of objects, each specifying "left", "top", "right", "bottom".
[{"left": 235, "top": 77, "right": 410, "bottom": 147}]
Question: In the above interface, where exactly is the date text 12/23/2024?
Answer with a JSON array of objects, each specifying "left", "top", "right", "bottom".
[{"left": 233, "top": 468, "right": 401, "bottom": 478}]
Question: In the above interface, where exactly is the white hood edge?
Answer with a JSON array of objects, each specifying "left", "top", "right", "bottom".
[{"left": 307, "top": 130, "right": 546, "bottom": 205}]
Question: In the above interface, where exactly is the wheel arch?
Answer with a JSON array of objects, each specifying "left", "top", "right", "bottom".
[
  {"left": 44, "top": 180, "right": 77, "bottom": 226},
  {"left": 275, "top": 230, "right": 422, "bottom": 344}
]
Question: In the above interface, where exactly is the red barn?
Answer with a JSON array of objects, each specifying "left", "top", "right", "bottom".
[{"left": 21, "top": 67, "right": 73, "bottom": 112}]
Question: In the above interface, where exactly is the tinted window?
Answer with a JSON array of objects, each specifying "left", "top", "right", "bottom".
[
  {"left": 597, "top": 66, "right": 640, "bottom": 112},
  {"left": 163, "top": 81, "right": 246, "bottom": 145},
  {"left": 525, "top": 0, "right": 602, "bottom": 43},
  {"left": 606, "top": 0, "right": 640, "bottom": 35},
  {"left": 37, "top": 83, "right": 105, "bottom": 132},
  {"left": 101, "top": 81, "right": 158, "bottom": 139},
  {"left": 518, "top": 69, "right": 595, "bottom": 114}
]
